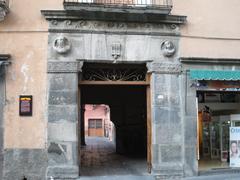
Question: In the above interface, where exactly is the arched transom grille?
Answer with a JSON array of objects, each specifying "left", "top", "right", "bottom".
[{"left": 82, "top": 63, "right": 147, "bottom": 81}]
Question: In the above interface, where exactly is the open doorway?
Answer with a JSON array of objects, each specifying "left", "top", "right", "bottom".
[
  {"left": 79, "top": 85, "right": 148, "bottom": 176},
  {"left": 197, "top": 90, "right": 240, "bottom": 171}
]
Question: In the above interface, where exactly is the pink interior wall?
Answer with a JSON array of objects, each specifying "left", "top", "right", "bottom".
[{"left": 84, "top": 104, "right": 114, "bottom": 140}]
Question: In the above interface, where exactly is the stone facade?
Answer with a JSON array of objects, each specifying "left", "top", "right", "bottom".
[
  {"left": 0, "top": 56, "right": 47, "bottom": 180},
  {"left": 41, "top": 6, "right": 187, "bottom": 178}
]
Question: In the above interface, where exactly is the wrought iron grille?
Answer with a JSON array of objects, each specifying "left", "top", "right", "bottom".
[
  {"left": 82, "top": 64, "right": 147, "bottom": 81},
  {"left": 64, "top": 0, "right": 172, "bottom": 7}
]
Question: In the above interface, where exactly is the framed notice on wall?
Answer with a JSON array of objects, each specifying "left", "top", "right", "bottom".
[{"left": 19, "top": 95, "right": 32, "bottom": 116}]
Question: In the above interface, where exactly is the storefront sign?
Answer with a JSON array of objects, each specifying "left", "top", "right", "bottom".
[
  {"left": 19, "top": 95, "right": 32, "bottom": 116},
  {"left": 230, "top": 127, "right": 240, "bottom": 167}
]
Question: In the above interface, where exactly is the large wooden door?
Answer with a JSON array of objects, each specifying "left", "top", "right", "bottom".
[{"left": 146, "top": 74, "right": 152, "bottom": 173}]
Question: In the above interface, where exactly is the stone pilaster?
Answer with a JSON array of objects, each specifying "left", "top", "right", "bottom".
[
  {"left": 47, "top": 60, "right": 82, "bottom": 179},
  {"left": 149, "top": 62, "right": 184, "bottom": 178},
  {"left": 182, "top": 70, "right": 198, "bottom": 176}
]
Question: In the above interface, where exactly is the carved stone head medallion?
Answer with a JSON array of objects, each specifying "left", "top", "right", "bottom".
[
  {"left": 161, "top": 40, "right": 176, "bottom": 57},
  {"left": 53, "top": 35, "right": 71, "bottom": 54}
]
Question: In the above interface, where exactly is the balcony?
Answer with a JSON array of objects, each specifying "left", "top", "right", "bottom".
[
  {"left": 63, "top": 0, "right": 173, "bottom": 15},
  {"left": 41, "top": 0, "right": 186, "bottom": 25},
  {"left": 0, "top": 0, "right": 9, "bottom": 21}
]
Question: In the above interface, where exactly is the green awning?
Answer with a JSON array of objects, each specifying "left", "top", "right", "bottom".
[{"left": 190, "top": 69, "right": 240, "bottom": 80}]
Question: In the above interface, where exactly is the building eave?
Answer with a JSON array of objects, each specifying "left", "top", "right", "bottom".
[{"left": 41, "top": 9, "right": 187, "bottom": 24}]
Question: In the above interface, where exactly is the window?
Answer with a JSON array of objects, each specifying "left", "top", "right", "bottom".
[{"left": 88, "top": 119, "right": 102, "bottom": 129}]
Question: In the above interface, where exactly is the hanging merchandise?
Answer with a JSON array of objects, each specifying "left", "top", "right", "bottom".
[{"left": 202, "top": 106, "right": 212, "bottom": 122}]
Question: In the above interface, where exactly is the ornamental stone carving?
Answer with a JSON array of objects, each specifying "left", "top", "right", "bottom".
[
  {"left": 53, "top": 35, "right": 71, "bottom": 54},
  {"left": 161, "top": 40, "right": 176, "bottom": 57},
  {"left": 65, "top": 20, "right": 72, "bottom": 26},
  {"left": 48, "top": 20, "right": 180, "bottom": 36},
  {"left": 111, "top": 43, "right": 121, "bottom": 60},
  {"left": 48, "top": 61, "right": 83, "bottom": 73},
  {"left": 0, "top": 1, "right": 9, "bottom": 22},
  {"left": 147, "top": 62, "right": 182, "bottom": 74},
  {"left": 51, "top": 20, "right": 58, "bottom": 26}
]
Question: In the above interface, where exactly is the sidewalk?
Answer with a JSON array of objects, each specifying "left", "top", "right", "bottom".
[
  {"left": 78, "top": 173, "right": 240, "bottom": 180},
  {"left": 183, "top": 173, "right": 240, "bottom": 180},
  {"left": 80, "top": 137, "right": 148, "bottom": 177},
  {"left": 78, "top": 137, "right": 240, "bottom": 180},
  {"left": 79, "top": 175, "right": 155, "bottom": 180}
]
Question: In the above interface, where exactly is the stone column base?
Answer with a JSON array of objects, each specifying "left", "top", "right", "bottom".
[
  {"left": 3, "top": 149, "right": 47, "bottom": 180},
  {"left": 47, "top": 165, "right": 79, "bottom": 179}
]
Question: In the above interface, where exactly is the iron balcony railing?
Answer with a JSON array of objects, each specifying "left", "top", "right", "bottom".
[{"left": 64, "top": 0, "right": 172, "bottom": 8}]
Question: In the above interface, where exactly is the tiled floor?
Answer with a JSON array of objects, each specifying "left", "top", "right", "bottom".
[{"left": 80, "top": 136, "right": 149, "bottom": 177}]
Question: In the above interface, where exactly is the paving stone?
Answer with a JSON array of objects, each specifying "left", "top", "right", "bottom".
[{"left": 80, "top": 137, "right": 150, "bottom": 177}]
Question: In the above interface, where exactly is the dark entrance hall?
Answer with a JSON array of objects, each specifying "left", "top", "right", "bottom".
[{"left": 79, "top": 85, "right": 148, "bottom": 176}]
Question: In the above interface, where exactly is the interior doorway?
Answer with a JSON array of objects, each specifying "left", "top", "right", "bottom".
[
  {"left": 197, "top": 90, "right": 240, "bottom": 171},
  {"left": 78, "top": 63, "right": 151, "bottom": 176}
]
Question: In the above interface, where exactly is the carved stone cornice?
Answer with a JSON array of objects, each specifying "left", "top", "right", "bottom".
[
  {"left": 44, "top": 19, "right": 181, "bottom": 35},
  {"left": 47, "top": 61, "right": 83, "bottom": 73},
  {"left": 147, "top": 62, "right": 182, "bottom": 74},
  {"left": 0, "top": 1, "right": 9, "bottom": 22}
]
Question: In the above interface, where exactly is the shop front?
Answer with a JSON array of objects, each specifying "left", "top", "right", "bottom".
[{"left": 182, "top": 59, "right": 240, "bottom": 174}]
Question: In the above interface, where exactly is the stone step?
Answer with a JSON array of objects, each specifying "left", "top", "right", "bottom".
[
  {"left": 78, "top": 175, "right": 155, "bottom": 180},
  {"left": 198, "top": 168, "right": 240, "bottom": 176}
]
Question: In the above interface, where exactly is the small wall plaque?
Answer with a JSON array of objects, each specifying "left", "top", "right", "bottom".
[{"left": 19, "top": 95, "right": 32, "bottom": 116}]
